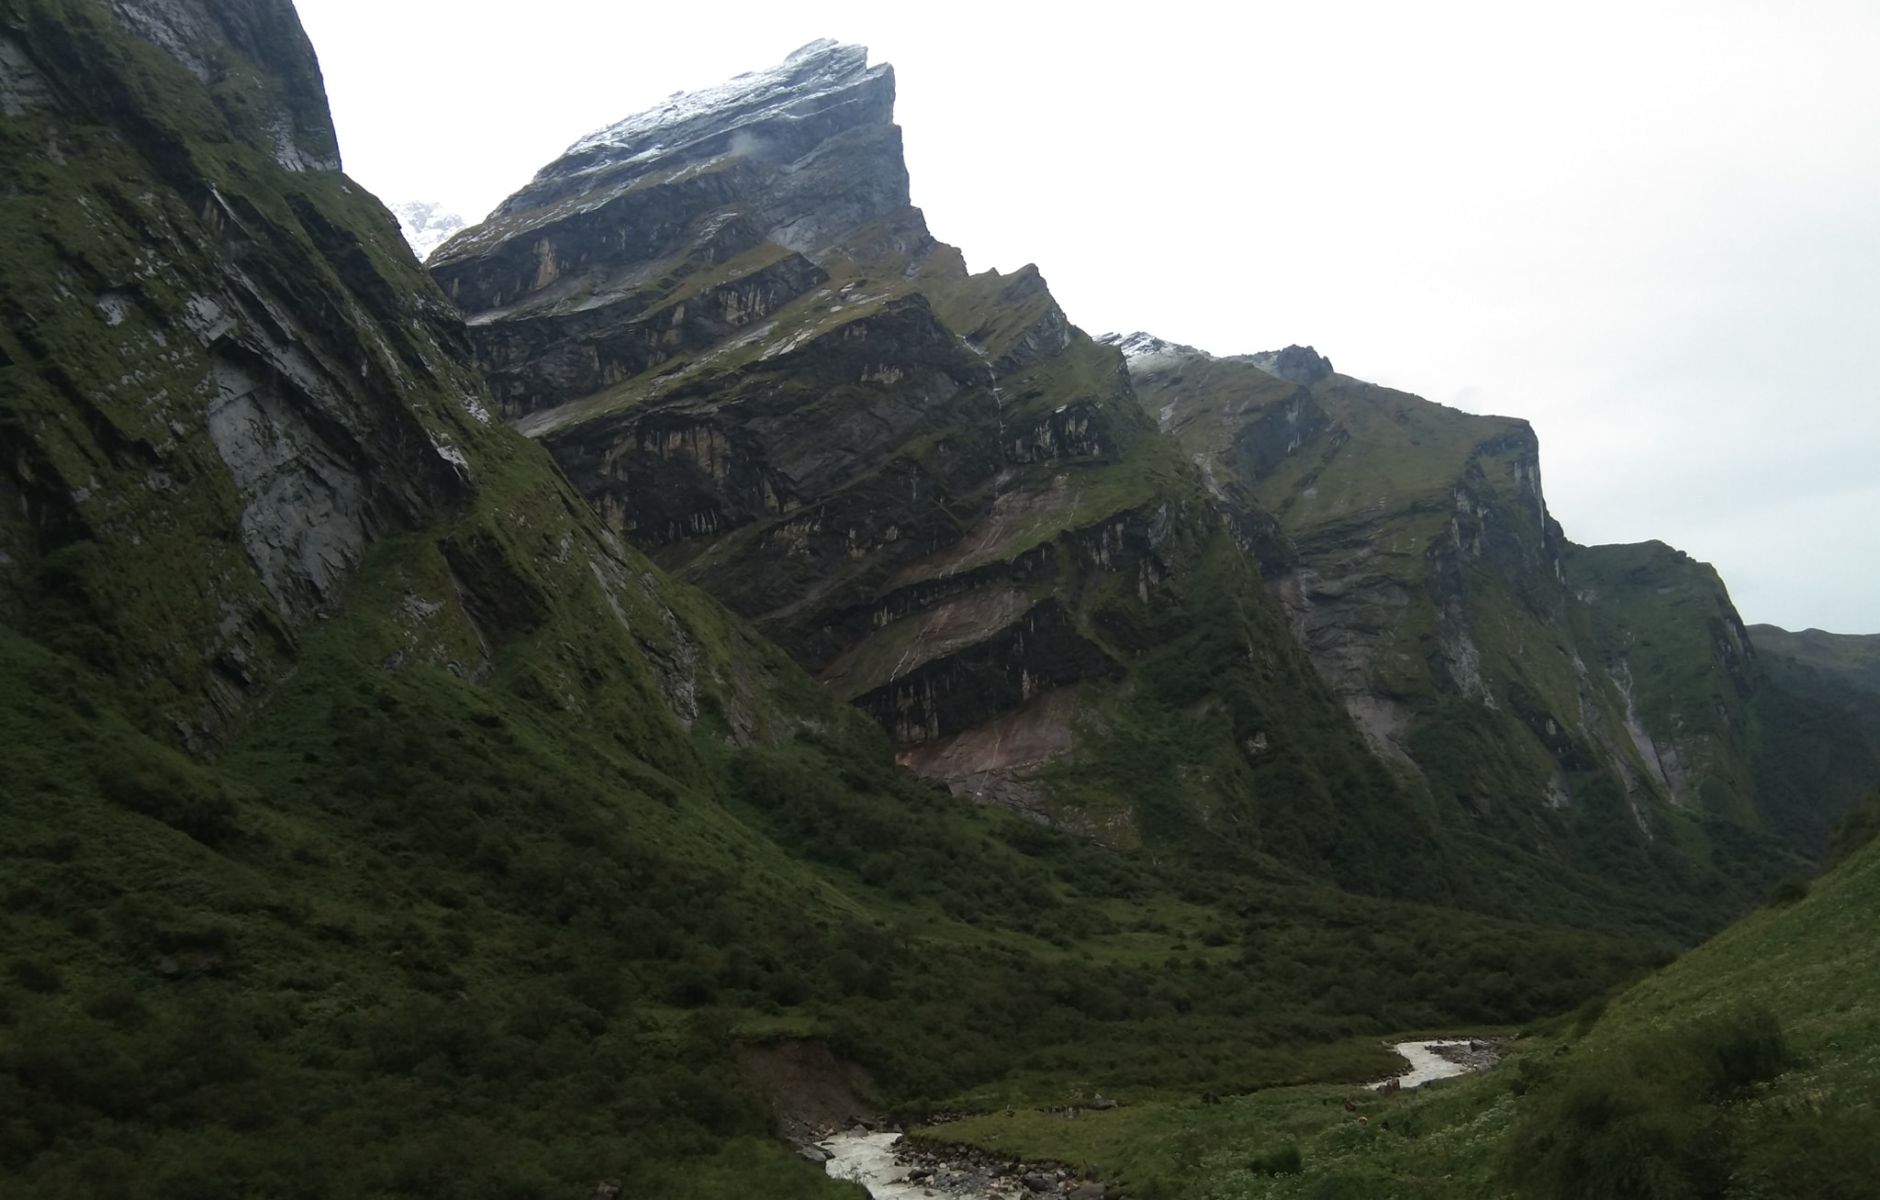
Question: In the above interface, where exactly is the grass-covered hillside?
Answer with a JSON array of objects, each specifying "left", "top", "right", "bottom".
[
  {"left": 0, "top": 579, "right": 1670, "bottom": 1198},
  {"left": 1747, "top": 625, "right": 1880, "bottom": 846},
  {"left": 917, "top": 821, "right": 1880, "bottom": 1200}
]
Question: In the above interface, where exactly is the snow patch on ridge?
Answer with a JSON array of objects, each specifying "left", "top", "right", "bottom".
[
  {"left": 566, "top": 39, "right": 885, "bottom": 160},
  {"left": 1099, "top": 330, "right": 1207, "bottom": 366}
]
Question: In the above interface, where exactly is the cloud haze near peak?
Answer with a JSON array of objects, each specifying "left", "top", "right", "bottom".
[{"left": 294, "top": 0, "right": 1880, "bottom": 634}]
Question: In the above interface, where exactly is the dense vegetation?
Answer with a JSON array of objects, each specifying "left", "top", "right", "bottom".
[
  {"left": 0, "top": 586, "right": 1667, "bottom": 1196},
  {"left": 2, "top": 4, "right": 1872, "bottom": 1198},
  {"left": 928, "top": 821, "right": 1880, "bottom": 1198}
]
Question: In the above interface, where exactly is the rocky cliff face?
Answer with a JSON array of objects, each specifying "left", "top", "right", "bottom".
[
  {"left": 420, "top": 41, "right": 1860, "bottom": 936},
  {"left": 1119, "top": 334, "right": 1878, "bottom": 873},
  {"left": 1, "top": 16, "right": 1315, "bottom": 1194},
  {"left": 1119, "top": 335, "right": 1575, "bottom": 771},
  {"left": 431, "top": 40, "right": 1441, "bottom": 889},
  {"left": 0, "top": 0, "right": 813, "bottom": 763}
]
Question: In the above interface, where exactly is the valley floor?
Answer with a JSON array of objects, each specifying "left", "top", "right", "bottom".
[{"left": 818, "top": 1036, "right": 1504, "bottom": 1199}]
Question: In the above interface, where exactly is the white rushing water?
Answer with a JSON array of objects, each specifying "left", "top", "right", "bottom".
[
  {"left": 821, "top": 1130, "right": 1026, "bottom": 1200},
  {"left": 823, "top": 1042, "right": 1489, "bottom": 1196},
  {"left": 1369, "top": 1039, "right": 1479, "bottom": 1089},
  {"left": 821, "top": 1131, "right": 936, "bottom": 1199}
]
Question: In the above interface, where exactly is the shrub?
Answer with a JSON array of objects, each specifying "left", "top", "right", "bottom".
[
  {"left": 97, "top": 755, "right": 239, "bottom": 846},
  {"left": 1573, "top": 993, "right": 1609, "bottom": 1035},
  {"left": 1250, "top": 1142, "right": 1303, "bottom": 1176},
  {"left": 1763, "top": 876, "right": 1809, "bottom": 906},
  {"left": 7, "top": 958, "right": 61, "bottom": 995},
  {"left": 1503, "top": 1006, "right": 1794, "bottom": 1199},
  {"left": 1688, "top": 1005, "right": 1790, "bottom": 1096}
]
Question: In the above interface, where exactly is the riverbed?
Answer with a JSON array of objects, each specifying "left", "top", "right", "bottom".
[
  {"left": 822, "top": 1039, "right": 1496, "bottom": 1197},
  {"left": 821, "top": 1129, "right": 1033, "bottom": 1199},
  {"left": 821, "top": 1130, "right": 934, "bottom": 1198},
  {"left": 1368, "top": 1038, "right": 1498, "bottom": 1089}
]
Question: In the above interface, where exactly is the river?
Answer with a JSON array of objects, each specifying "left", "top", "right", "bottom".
[
  {"left": 1367, "top": 1038, "right": 1495, "bottom": 1089},
  {"left": 821, "top": 1130, "right": 936, "bottom": 1198},
  {"left": 822, "top": 1039, "right": 1493, "bottom": 1197},
  {"left": 820, "top": 1129, "right": 1030, "bottom": 1199}
]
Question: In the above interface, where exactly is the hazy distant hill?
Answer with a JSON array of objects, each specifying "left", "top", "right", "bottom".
[{"left": 1750, "top": 623, "right": 1880, "bottom": 696}]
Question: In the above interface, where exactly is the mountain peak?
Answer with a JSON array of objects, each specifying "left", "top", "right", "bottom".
[
  {"left": 1247, "top": 344, "right": 1334, "bottom": 385},
  {"left": 1098, "top": 330, "right": 1206, "bottom": 364},
  {"left": 558, "top": 39, "right": 887, "bottom": 169},
  {"left": 390, "top": 199, "right": 466, "bottom": 262},
  {"left": 1099, "top": 335, "right": 1335, "bottom": 386},
  {"left": 436, "top": 39, "right": 903, "bottom": 266}
]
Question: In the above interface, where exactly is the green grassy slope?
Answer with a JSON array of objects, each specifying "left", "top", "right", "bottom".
[
  {"left": 1746, "top": 625, "right": 1880, "bottom": 853},
  {"left": 1595, "top": 833, "right": 1880, "bottom": 1075},
  {"left": 1575, "top": 545, "right": 1880, "bottom": 858},
  {"left": 921, "top": 826, "right": 1880, "bottom": 1199},
  {"left": 0, "top": 561, "right": 1667, "bottom": 1198},
  {"left": 1489, "top": 826, "right": 1880, "bottom": 1200}
]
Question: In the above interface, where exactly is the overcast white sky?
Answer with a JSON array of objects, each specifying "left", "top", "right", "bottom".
[{"left": 295, "top": 0, "right": 1879, "bottom": 633}]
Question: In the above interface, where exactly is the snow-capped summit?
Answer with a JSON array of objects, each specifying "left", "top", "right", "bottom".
[
  {"left": 1099, "top": 332, "right": 1335, "bottom": 386},
  {"left": 439, "top": 38, "right": 904, "bottom": 267},
  {"left": 390, "top": 200, "right": 467, "bottom": 262},
  {"left": 561, "top": 39, "right": 888, "bottom": 166},
  {"left": 1098, "top": 331, "right": 1206, "bottom": 365}
]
